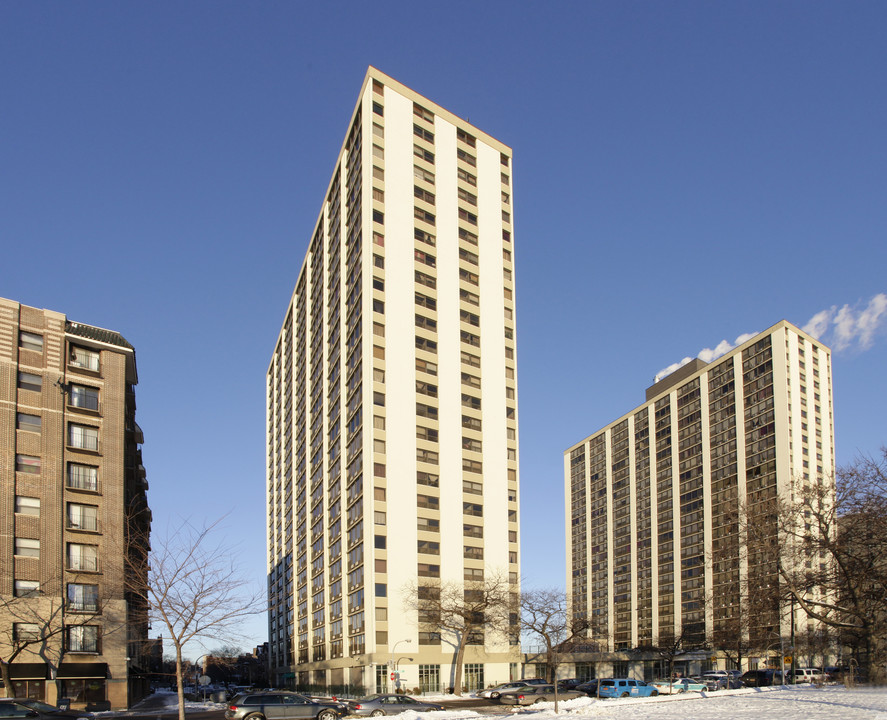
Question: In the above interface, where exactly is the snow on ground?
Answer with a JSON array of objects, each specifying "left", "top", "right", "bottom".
[
  {"left": 468, "top": 686, "right": 887, "bottom": 720},
  {"left": 127, "top": 686, "right": 887, "bottom": 720}
]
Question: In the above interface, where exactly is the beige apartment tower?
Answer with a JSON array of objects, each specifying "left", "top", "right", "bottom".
[
  {"left": 266, "top": 68, "right": 520, "bottom": 692},
  {"left": 564, "top": 321, "right": 835, "bottom": 677},
  {"left": 0, "top": 298, "right": 151, "bottom": 708}
]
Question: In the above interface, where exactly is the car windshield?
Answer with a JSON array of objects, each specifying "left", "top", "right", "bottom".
[{"left": 18, "top": 701, "right": 59, "bottom": 713}]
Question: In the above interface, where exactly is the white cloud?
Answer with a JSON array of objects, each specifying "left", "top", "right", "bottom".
[
  {"left": 654, "top": 333, "right": 754, "bottom": 383},
  {"left": 802, "top": 309, "right": 833, "bottom": 339},
  {"left": 802, "top": 293, "right": 887, "bottom": 352},
  {"left": 857, "top": 293, "right": 887, "bottom": 349},
  {"left": 655, "top": 293, "right": 887, "bottom": 385}
]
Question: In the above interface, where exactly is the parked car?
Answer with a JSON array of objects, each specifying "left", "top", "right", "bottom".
[
  {"left": 702, "top": 673, "right": 743, "bottom": 690},
  {"left": 225, "top": 692, "right": 345, "bottom": 720},
  {"left": 788, "top": 668, "right": 829, "bottom": 683},
  {"left": 496, "top": 684, "right": 587, "bottom": 705},
  {"left": 477, "top": 682, "right": 533, "bottom": 699},
  {"left": 596, "top": 679, "right": 659, "bottom": 699},
  {"left": 345, "top": 694, "right": 444, "bottom": 716},
  {"left": 557, "top": 678, "right": 584, "bottom": 689},
  {"left": 520, "top": 678, "right": 549, "bottom": 685},
  {"left": 0, "top": 700, "right": 94, "bottom": 720},
  {"left": 307, "top": 698, "right": 351, "bottom": 716},
  {"left": 575, "top": 679, "right": 600, "bottom": 696},
  {"left": 652, "top": 678, "right": 707, "bottom": 694},
  {"left": 739, "top": 669, "right": 784, "bottom": 687}
]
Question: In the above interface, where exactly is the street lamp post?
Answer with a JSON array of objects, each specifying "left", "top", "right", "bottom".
[{"left": 389, "top": 640, "right": 412, "bottom": 693}]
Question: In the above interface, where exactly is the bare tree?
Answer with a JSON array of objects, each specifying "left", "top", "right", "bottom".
[
  {"left": 769, "top": 449, "right": 887, "bottom": 683},
  {"left": 126, "top": 519, "right": 265, "bottom": 720},
  {"left": 404, "top": 573, "right": 511, "bottom": 696},
  {"left": 519, "top": 588, "right": 588, "bottom": 711}
]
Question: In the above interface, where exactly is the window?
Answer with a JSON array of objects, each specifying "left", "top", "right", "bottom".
[
  {"left": 374, "top": 511, "right": 386, "bottom": 525},
  {"left": 416, "top": 358, "right": 437, "bottom": 376},
  {"left": 464, "top": 524, "right": 482, "bottom": 538},
  {"left": 15, "top": 580, "right": 39, "bottom": 597},
  {"left": 69, "top": 385, "right": 99, "bottom": 411},
  {"left": 417, "top": 517, "right": 439, "bottom": 532},
  {"left": 417, "top": 471, "right": 439, "bottom": 487},
  {"left": 462, "top": 415, "right": 482, "bottom": 431},
  {"left": 70, "top": 346, "right": 100, "bottom": 371},
  {"left": 15, "top": 496, "right": 40, "bottom": 516},
  {"left": 15, "top": 538, "right": 40, "bottom": 558},
  {"left": 414, "top": 228, "right": 436, "bottom": 247},
  {"left": 463, "top": 502, "right": 483, "bottom": 517},
  {"left": 463, "top": 479, "right": 482, "bottom": 495},
  {"left": 67, "top": 543, "right": 99, "bottom": 572},
  {"left": 414, "top": 185, "right": 435, "bottom": 204},
  {"left": 67, "top": 583, "right": 99, "bottom": 612},
  {"left": 417, "top": 495, "right": 439, "bottom": 510},
  {"left": 416, "top": 448, "right": 439, "bottom": 464},
  {"left": 19, "top": 332, "right": 44, "bottom": 352},
  {"left": 418, "top": 540, "right": 440, "bottom": 555},
  {"left": 67, "top": 625, "right": 99, "bottom": 653},
  {"left": 413, "top": 124, "right": 434, "bottom": 142},
  {"left": 414, "top": 166, "right": 435, "bottom": 184},
  {"left": 69, "top": 424, "right": 99, "bottom": 452},
  {"left": 14, "top": 623, "right": 40, "bottom": 642},
  {"left": 68, "top": 464, "right": 98, "bottom": 491},
  {"left": 17, "top": 372, "right": 42, "bottom": 393},
  {"left": 375, "top": 583, "right": 387, "bottom": 597},
  {"left": 16, "top": 413, "right": 41, "bottom": 433},
  {"left": 67, "top": 504, "right": 99, "bottom": 532},
  {"left": 457, "top": 168, "right": 476, "bottom": 186},
  {"left": 417, "top": 563, "right": 440, "bottom": 578},
  {"left": 16, "top": 455, "right": 40, "bottom": 475}
]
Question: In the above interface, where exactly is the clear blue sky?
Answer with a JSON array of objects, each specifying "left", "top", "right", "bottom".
[{"left": 3, "top": 2, "right": 886, "bottom": 655}]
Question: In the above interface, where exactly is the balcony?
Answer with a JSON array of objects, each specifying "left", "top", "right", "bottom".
[
  {"left": 67, "top": 557, "right": 100, "bottom": 573},
  {"left": 67, "top": 598, "right": 100, "bottom": 613},
  {"left": 67, "top": 476, "right": 100, "bottom": 493},
  {"left": 66, "top": 516, "right": 100, "bottom": 533}
]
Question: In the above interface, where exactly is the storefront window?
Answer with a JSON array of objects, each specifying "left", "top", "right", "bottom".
[{"left": 61, "top": 679, "right": 105, "bottom": 703}]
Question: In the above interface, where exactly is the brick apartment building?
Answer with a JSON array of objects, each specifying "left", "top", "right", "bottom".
[{"left": 0, "top": 298, "right": 151, "bottom": 708}]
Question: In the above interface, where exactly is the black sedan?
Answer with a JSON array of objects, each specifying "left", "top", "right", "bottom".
[{"left": 0, "top": 700, "right": 93, "bottom": 720}]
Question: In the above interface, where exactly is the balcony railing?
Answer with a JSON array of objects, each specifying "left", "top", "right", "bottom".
[
  {"left": 68, "top": 435, "right": 100, "bottom": 453},
  {"left": 67, "top": 557, "right": 100, "bottom": 573},
  {"left": 66, "top": 517, "right": 100, "bottom": 533},
  {"left": 67, "top": 476, "right": 100, "bottom": 493},
  {"left": 68, "top": 396, "right": 101, "bottom": 414},
  {"left": 67, "top": 599, "right": 100, "bottom": 613}
]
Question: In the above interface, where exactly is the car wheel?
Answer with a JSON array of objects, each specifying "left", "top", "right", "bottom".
[
  {"left": 371, "top": 711, "right": 385, "bottom": 717},
  {"left": 317, "top": 711, "right": 337, "bottom": 720},
  {"left": 490, "top": 692, "right": 499, "bottom": 699},
  {"left": 532, "top": 697, "right": 545, "bottom": 704},
  {"left": 244, "top": 714, "right": 264, "bottom": 720},
  {"left": 651, "top": 690, "right": 658, "bottom": 697},
  {"left": 621, "top": 692, "right": 629, "bottom": 698}
]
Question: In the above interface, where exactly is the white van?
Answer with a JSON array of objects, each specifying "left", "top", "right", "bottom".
[{"left": 790, "top": 668, "right": 827, "bottom": 683}]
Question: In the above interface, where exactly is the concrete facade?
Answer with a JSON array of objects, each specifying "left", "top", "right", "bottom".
[
  {"left": 564, "top": 321, "right": 835, "bottom": 678},
  {"left": 0, "top": 298, "right": 150, "bottom": 709},
  {"left": 266, "top": 68, "right": 520, "bottom": 693}
]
